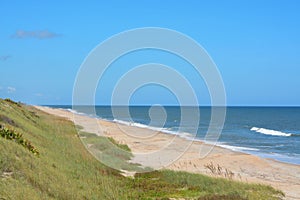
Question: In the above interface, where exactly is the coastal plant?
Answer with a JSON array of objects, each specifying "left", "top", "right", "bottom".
[
  {"left": 108, "top": 137, "right": 131, "bottom": 152},
  {"left": 0, "top": 125, "right": 39, "bottom": 155},
  {"left": 79, "top": 132, "right": 140, "bottom": 171},
  {"left": 204, "top": 162, "right": 234, "bottom": 179},
  {"left": 4, "top": 98, "right": 22, "bottom": 107}
]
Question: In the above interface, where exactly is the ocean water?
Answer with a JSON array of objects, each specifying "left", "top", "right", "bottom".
[{"left": 50, "top": 106, "right": 300, "bottom": 165}]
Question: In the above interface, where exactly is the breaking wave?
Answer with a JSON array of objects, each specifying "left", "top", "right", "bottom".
[{"left": 251, "top": 127, "right": 292, "bottom": 137}]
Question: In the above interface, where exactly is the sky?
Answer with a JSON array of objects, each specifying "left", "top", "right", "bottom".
[{"left": 0, "top": 0, "right": 300, "bottom": 106}]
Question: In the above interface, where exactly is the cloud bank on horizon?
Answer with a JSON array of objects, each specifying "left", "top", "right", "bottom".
[{"left": 11, "top": 30, "right": 62, "bottom": 39}]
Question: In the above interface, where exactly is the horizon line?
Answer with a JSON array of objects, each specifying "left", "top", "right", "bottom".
[{"left": 40, "top": 104, "right": 300, "bottom": 107}]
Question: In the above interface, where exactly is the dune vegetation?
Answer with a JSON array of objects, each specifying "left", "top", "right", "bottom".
[{"left": 0, "top": 98, "right": 283, "bottom": 199}]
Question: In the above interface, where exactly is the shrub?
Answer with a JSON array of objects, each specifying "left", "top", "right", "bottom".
[{"left": 0, "top": 125, "right": 39, "bottom": 155}]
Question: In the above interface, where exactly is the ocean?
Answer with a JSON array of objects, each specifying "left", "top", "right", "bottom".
[{"left": 49, "top": 106, "right": 300, "bottom": 165}]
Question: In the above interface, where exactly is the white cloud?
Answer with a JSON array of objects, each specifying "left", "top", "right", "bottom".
[
  {"left": 35, "top": 93, "right": 43, "bottom": 97},
  {"left": 0, "top": 55, "right": 11, "bottom": 61},
  {"left": 7, "top": 86, "right": 16, "bottom": 93},
  {"left": 11, "top": 30, "right": 62, "bottom": 39}
]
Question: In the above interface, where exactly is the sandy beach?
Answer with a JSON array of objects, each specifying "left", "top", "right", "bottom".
[{"left": 35, "top": 106, "right": 300, "bottom": 200}]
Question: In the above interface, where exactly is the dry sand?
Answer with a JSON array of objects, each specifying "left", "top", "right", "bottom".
[{"left": 35, "top": 106, "right": 300, "bottom": 199}]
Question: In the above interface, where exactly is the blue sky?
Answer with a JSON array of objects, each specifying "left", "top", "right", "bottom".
[{"left": 0, "top": 0, "right": 300, "bottom": 106}]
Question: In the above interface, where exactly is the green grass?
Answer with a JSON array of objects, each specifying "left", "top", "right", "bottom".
[
  {"left": 0, "top": 98, "right": 284, "bottom": 199},
  {"left": 78, "top": 131, "right": 142, "bottom": 172}
]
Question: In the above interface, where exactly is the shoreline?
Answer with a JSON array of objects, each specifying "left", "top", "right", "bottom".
[
  {"left": 35, "top": 105, "right": 300, "bottom": 200},
  {"left": 46, "top": 106, "right": 300, "bottom": 166},
  {"left": 102, "top": 118, "right": 300, "bottom": 166}
]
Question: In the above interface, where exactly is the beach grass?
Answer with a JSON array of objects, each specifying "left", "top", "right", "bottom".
[{"left": 0, "top": 98, "right": 284, "bottom": 199}]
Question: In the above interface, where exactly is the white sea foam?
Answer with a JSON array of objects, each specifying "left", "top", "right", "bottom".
[
  {"left": 61, "top": 108, "right": 84, "bottom": 115},
  {"left": 65, "top": 108, "right": 81, "bottom": 114},
  {"left": 218, "top": 144, "right": 259, "bottom": 152},
  {"left": 113, "top": 119, "right": 195, "bottom": 140},
  {"left": 250, "top": 127, "right": 292, "bottom": 137},
  {"left": 61, "top": 108, "right": 98, "bottom": 118}
]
